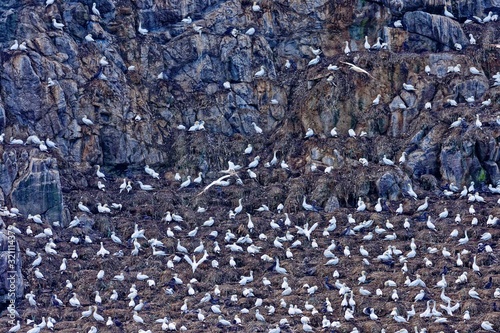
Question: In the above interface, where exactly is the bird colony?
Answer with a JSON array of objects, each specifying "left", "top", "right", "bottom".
[{"left": 1, "top": 0, "right": 500, "bottom": 333}]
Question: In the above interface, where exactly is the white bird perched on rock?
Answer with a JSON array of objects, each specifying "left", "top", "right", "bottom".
[
  {"left": 344, "top": 41, "right": 351, "bottom": 54},
  {"left": 469, "top": 33, "right": 476, "bottom": 45},
  {"left": 248, "top": 156, "right": 260, "bottom": 168},
  {"left": 324, "top": 64, "right": 338, "bottom": 72},
  {"left": 252, "top": 1, "right": 261, "bottom": 11},
  {"left": 449, "top": 117, "right": 462, "bottom": 128},
  {"left": 304, "top": 128, "right": 314, "bottom": 138},
  {"left": 363, "top": 35, "right": 371, "bottom": 50},
  {"left": 482, "top": 98, "right": 491, "bottom": 106},
  {"left": 475, "top": 114, "right": 482, "bottom": 128},
  {"left": 469, "top": 287, "right": 481, "bottom": 299},
  {"left": 417, "top": 197, "right": 429, "bottom": 211},
  {"left": 244, "top": 144, "right": 253, "bottom": 154},
  {"left": 302, "top": 196, "right": 320, "bottom": 212},
  {"left": 96, "top": 242, "right": 110, "bottom": 257},
  {"left": 82, "top": 115, "right": 94, "bottom": 126},
  {"left": 481, "top": 321, "right": 495, "bottom": 331},
  {"left": 138, "top": 21, "right": 148, "bottom": 35},
  {"left": 403, "top": 83, "right": 416, "bottom": 91},
  {"left": 406, "top": 183, "right": 417, "bottom": 199},
  {"left": 245, "top": 27, "right": 255, "bottom": 35},
  {"left": 444, "top": 6, "right": 455, "bottom": 18},
  {"left": 178, "top": 176, "right": 191, "bottom": 189},
  {"left": 91, "top": 3, "right": 101, "bottom": 16},
  {"left": 341, "top": 61, "right": 375, "bottom": 78},
  {"left": 372, "top": 94, "right": 381, "bottom": 105},
  {"left": 9, "top": 40, "right": 19, "bottom": 51},
  {"left": 466, "top": 96, "right": 475, "bottom": 103},
  {"left": 382, "top": 155, "right": 395, "bottom": 166},
  {"left": 137, "top": 181, "right": 154, "bottom": 191}
]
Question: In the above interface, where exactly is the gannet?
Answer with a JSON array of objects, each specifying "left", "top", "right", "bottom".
[
  {"left": 251, "top": 1, "right": 261, "bottom": 11},
  {"left": 341, "top": 61, "right": 375, "bottom": 78},
  {"left": 137, "top": 181, "right": 154, "bottom": 191},
  {"left": 466, "top": 95, "right": 475, "bottom": 103},
  {"left": 344, "top": 41, "right": 351, "bottom": 54},
  {"left": 302, "top": 196, "right": 320, "bottom": 212},
  {"left": 26, "top": 325, "right": 41, "bottom": 333},
  {"left": 96, "top": 242, "right": 110, "bottom": 257},
  {"left": 482, "top": 98, "right": 491, "bottom": 106},
  {"left": 481, "top": 321, "right": 495, "bottom": 331},
  {"left": 251, "top": 122, "right": 263, "bottom": 134},
  {"left": 9, "top": 137, "right": 23, "bottom": 145},
  {"left": 91, "top": 3, "right": 101, "bottom": 16},
  {"left": 97, "top": 203, "right": 110, "bottom": 213},
  {"left": 444, "top": 6, "right": 455, "bottom": 18},
  {"left": 416, "top": 196, "right": 429, "bottom": 211},
  {"left": 181, "top": 16, "right": 192, "bottom": 24},
  {"left": 469, "top": 33, "right": 476, "bottom": 45},
  {"left": 248, "top": 156, "right": 260, "bottom": 168},
  {"left": 9, "top": 40, "right": 18, "bottom": 51},
  {"left": 138, "top": 21, "right": 148, "bottom": 35},
  {"left": 245, "top": 27, "right": 255, "bottom": 35},
  {"left": 52, "top": 18, "right": 64, "bottom": 30},
  {"left": 307, "top": 55, "right": 320, "bottom": 66},
  {"left": 280, "top": 160, "right": 290, "bottom": 170},
  {"left": 133, "top": 311, "right": 144, "bottom": 323},
  {"left": 28, "top": 214, "right": 43, "bottom": 224},
  {"left": 403, "top": 83, "right": 416, "bottom": 91},
  {"left": 8, "top": 321, "right": 20, "bottom": 333},
  {"left": 382, "top": 155, "right": 395, "bottom": 166},
  {"left": 468, "top": 287, "right": 481, "bottom": 299},
  {"left": 79, "top": 113, "right": 94, "bottom": 127}
]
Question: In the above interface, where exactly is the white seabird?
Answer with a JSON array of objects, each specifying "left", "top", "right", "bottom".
[
  {"left": 251, "top": 122, "right": 263, "bottom": 134},
  {"left": 52, "top": 18, "right": 64, "bottom": 30},
  {"left": 91, "top": 3, "right": 100, "bottom": 16}
]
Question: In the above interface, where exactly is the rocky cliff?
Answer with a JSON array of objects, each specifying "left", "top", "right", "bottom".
[{"left": 0, "top": 0, "right": 499, "bottom": 332}]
